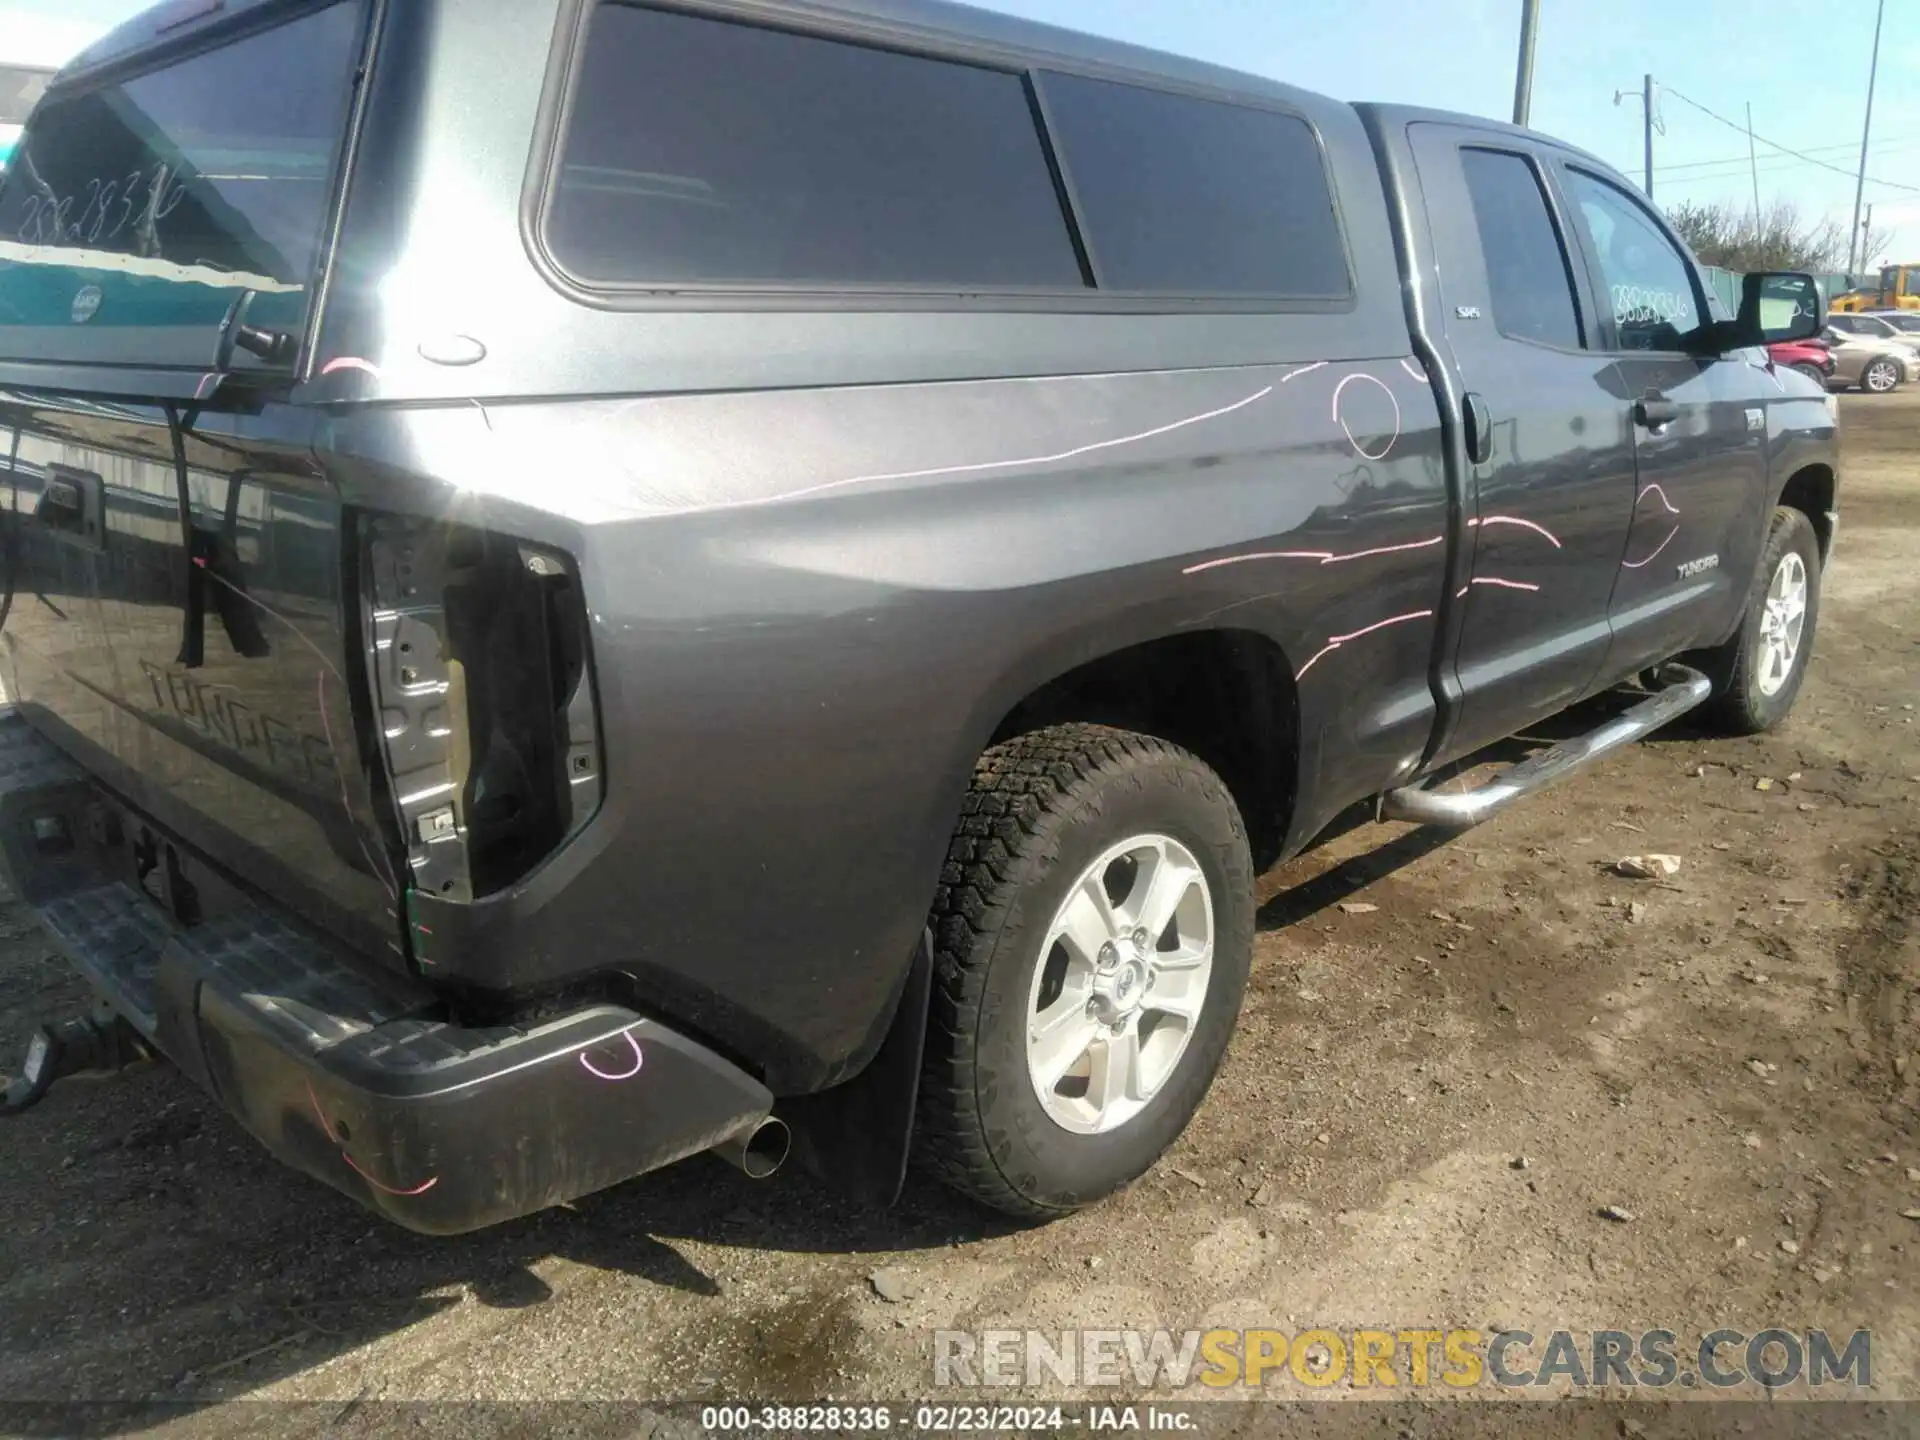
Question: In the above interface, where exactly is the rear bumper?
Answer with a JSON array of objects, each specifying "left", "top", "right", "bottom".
[{"left": 0, "top": 708, "right": 771, "bottom": 1234}]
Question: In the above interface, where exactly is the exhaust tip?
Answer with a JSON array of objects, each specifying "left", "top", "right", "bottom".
[{"left": 715, "top": 1116, "right": 790, "bottom": 1180}]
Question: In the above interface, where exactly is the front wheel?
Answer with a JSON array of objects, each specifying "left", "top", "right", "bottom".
[
  {"left": 1699, "top": 507, "right": 1821, "bottom": 734},
  {"left": 1862, "top": 357, "right": 1901, "bottom": 393},
  {"left": 1789, "top": 362, "right": 1829, "bottom": 387},
  {"left": 915, "top": 725, "right": 1253, "bottom": 1217}
]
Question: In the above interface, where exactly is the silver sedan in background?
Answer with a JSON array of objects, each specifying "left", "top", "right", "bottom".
[{"left": 1821, "top": 325, "right": 1920, "bottom": 393}]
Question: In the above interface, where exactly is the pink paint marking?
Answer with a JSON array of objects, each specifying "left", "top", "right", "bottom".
[
  {"left": 1183, "top": 535, "right": 1441, "bottom": 576},
  {"left": 1320, "top": 535, "right": 1445, "bottom": 565},
  {"left": 1457, "top": 577, "right": 1543, "bottom": 597},
  {"left": 1183, "top": 549, "right": 1332, "bottom": 575},
  {"left": 754, "top": 385, "right": 1279, "bottom": 506},
  {"left": 1330, "top": 610, "right": 1438, "bottom": 645},
  {"left": 1331, "top": 372, "right": 1402, "bottom": 461},
  {"left": 579, "top": 1027, "right": 645, "bottom": 1081},
  {"left": 1636, "top": 483, "right": 1680, "bottom": 516},
  {"left": 306, "top": 1079, "right": 342, "bottom": 1144},
  {"left": 340, "top": 1151, "right": 440, "bottom": 1197},
  {"left": 1622, "top": 525, "right": 1681, "bottom": 570},
  {"left": 1400, "top": 359, "right": 1429, "bottom": 383},
  {"left": 1293, "top": 642, "right": 1343, "bottom": 679},
  {"left": 307, "top": 1080, "right": 438, "bottom": 1196},
  {"left": 1294, "top": 610, "right": 1436, "bottom": 680},
  {"left": 1280, "top": 361, "right": 1329, "bottom": 383},
  {"left": 1470, "top": 515, "right": 1563, "bottom": 548},
  {"left": 321, "top": 356, "right": 382, "bottom": 380}
]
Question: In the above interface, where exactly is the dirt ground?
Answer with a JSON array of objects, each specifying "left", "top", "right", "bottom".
[{"left": 1, "top": 393, "right": 1917, "bottom": 1428}]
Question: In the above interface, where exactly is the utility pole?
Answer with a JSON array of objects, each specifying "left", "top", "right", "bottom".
[
  {"left": 1643, "top": 74, "right": 1654, "bottom": 198},
  {"left": 1861, "top": 203, "right": 1875, "bottom": 269},
  {"left": 1614, "top": 75, "right": 1656, "bottom": 198},
  {"left": 1512, "top": 0, "right": 1540, "bottom": 127},
  {"left": 1746, "top": 102, "right": 1761, "bottom": 223},
  {"left": 1847, "top": 0, "right": 1885, "bottom": 278}
]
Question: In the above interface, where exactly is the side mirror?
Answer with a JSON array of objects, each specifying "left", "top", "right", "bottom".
[{"left": 1690, "top": 271, "right": 1823, "bottom": 355}]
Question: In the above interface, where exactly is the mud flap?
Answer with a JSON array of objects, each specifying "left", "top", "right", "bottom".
[{"left": 783, "top": 930, "right": 931, "bottom": 1209}]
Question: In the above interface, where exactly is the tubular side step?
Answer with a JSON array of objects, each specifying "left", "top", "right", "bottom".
[{"left": 1383, "top": 663, "right": 1712, "bottom": 830}]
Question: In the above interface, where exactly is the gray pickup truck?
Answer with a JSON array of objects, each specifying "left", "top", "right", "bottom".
[{"left": 0, "top": 0, "right": 1836, "bottom": 1232}]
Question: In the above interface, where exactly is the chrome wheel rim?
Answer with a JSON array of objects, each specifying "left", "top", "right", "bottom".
[
  {"left": 1756, "top": 550, "right": 1808, "bottom": 697},
  {"left": 1024, "top": 833, "right": 1215, "bottom": 1136},
  {"left": 1866, "top": 360, "right": 1898, "bottom": 392}
]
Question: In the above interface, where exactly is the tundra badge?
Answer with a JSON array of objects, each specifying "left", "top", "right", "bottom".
[{"left": 1677, "top": 554, "right": 1721, "bottom": 579}]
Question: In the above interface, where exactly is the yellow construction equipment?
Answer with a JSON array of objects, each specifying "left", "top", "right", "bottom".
[{"left": 1831, "top": 263, "right": 1920, "bottom": 312}]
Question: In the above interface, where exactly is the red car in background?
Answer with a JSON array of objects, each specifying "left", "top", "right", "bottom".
[{"left": 1768, "top": 337, "right": 1837, "bottom": 388}]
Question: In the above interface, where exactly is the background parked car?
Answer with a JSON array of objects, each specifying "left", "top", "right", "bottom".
[
  {"left": 1821, "top": 325, "right": 1920, "bottom": 393},
  {"left": 1825, "top": 311, "right": 1920, "bottom": 355},
  {"left": 1862, "top": 308, "right": 1920, "bottom": 337},
  {"left": 1767, "top": 337, "right": 1837, "bottom": 388}
]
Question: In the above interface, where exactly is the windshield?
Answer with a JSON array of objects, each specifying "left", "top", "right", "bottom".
[{"left": 0, "top": 1, "right": 363, "bottom": 364}]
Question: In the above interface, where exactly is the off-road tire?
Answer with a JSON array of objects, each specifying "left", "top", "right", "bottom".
[
  {"left": 1699, "top": 507, "right": 1822, "bottom": 735},
  {"left": 915, "top": 724, "right": 1254, "bottom": 1218}
]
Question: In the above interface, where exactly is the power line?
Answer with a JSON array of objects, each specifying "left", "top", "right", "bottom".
[
  {"left": 1651, "top": 134, "right": 1920, "bottom": 174},
  {"left": 1633, "top": 141, "right": 1920, "bottom": 185},
  {"left": 1660, "top": 85, "right": 1920, "bottom": 196}
]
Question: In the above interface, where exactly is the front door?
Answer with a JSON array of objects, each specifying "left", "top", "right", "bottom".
[
  {"left": 1554, "top": 167, "right": 1772, "bottom": 670},
  {"left": 1409, "top": 127, "right": 1639, "bottom": 762}
]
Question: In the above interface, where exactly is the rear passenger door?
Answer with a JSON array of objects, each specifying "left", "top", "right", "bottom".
[
  {"left": 1555, "top": 167, "right": 1771, "bottom": 672},
  {"left": 1409, "top": 127, "right": 1638, "bottom": 761}
]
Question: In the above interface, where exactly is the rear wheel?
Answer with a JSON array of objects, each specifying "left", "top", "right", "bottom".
[
  {"left": 1699, "top": 507, "right": 1821, "bottom": 735},
  {"left": 1862, "top": 357, "right": 1901, "bottom": 393},
  {"left": 915, "top": 725, "right": 1253, "bottom": 1217}
]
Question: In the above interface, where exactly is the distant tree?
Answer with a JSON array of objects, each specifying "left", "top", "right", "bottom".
[{"left": 1663, "top": 199, "right": 1877, "bottom": 273}]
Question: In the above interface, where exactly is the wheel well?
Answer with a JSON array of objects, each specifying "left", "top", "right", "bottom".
[
  {"left": 990, "top": 630, "right": 1298, "bottom": 868},
  {"left": 1778, "top": 464, "right": 1835, "bottom": 562}
]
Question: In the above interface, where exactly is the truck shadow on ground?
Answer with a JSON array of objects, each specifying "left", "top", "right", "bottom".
[{"left": 0, "top": 1049, "right": 1027, "bottom": 1412}]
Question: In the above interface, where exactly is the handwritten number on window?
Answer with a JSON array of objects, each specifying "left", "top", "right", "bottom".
[{"left": 14, "top": 161, "right": 192, "bottom": 252}]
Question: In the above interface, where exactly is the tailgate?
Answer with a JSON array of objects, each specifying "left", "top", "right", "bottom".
[
  {"left": 0, "top": 395, "right": 401, "bottom": 959},
  {"left": 0, "top": 1, "right": 399, "bottom": 959}
]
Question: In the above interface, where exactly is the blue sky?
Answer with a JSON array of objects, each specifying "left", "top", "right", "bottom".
[{"left": 5, "top": 0, "right": 1917, "bottom": 261}]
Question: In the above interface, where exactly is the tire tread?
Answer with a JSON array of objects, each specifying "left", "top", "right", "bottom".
[{"left": 915, "top": 723, "right": 1236, "bottom": 1217}]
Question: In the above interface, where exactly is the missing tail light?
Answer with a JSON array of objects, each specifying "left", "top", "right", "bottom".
[{"left": 364, "top": 517, "right": 602, "bottom": 902}]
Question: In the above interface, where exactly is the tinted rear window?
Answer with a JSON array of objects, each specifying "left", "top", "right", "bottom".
[
  {"left": 1040, "top": 73, "right": 1347, "bottom": 297},
  {"left": 0, "top": 3, "right": 361, "bottom": 290},
  {"left": 545, "top": 4, "right": 1085, "bottom": 291}
]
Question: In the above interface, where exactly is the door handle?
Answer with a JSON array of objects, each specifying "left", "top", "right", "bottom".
[
  {"left": 1634, "top": 394, "right": 1680, "bottom": 430},
  {"left": 1463, "top": 391, "right": 1494, "bottom": 465}
]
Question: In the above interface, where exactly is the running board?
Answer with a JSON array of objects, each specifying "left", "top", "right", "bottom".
[{"left": 1382, "top": 663, "right": 1712, "bottom": 830}]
